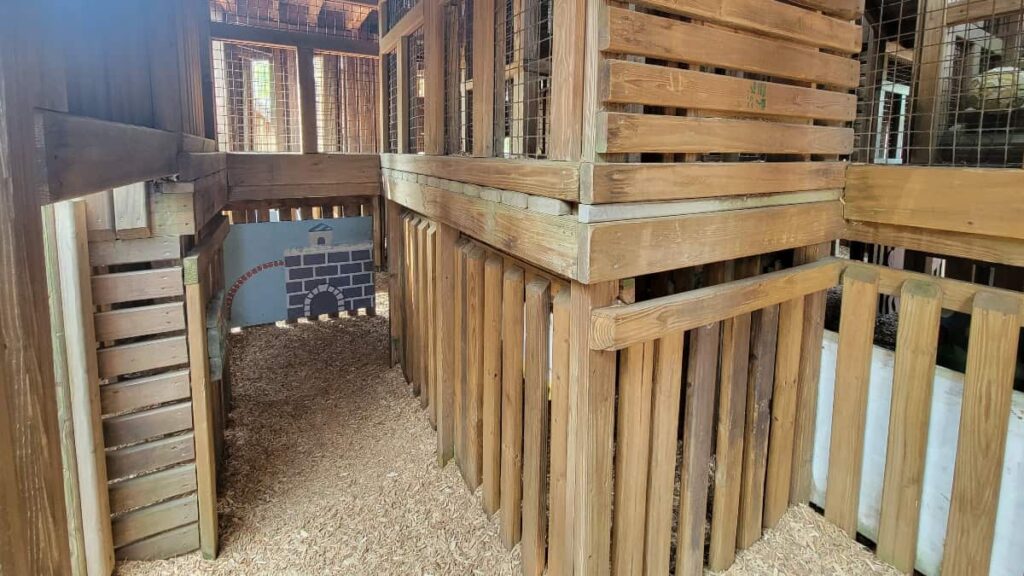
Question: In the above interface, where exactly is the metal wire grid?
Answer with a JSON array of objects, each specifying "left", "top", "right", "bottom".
[
  {"left": 493, "top": 0, "right": 552, "bottom": 159},
  {"left": 212, "top": 40, "right": 301, "bottom": 152},
  {"left": 385, "top": 51, "right": 399, "bottom": 153},
  {"left": 407, "top": 28, "right": 426, "bottom": 154},
  {"left": 444, "top": 0, "right": 474, "bottom": 154},
  {"left": 854, "top": 1, "right": 1024, "bottom": 167},
  {"left": 209, "top": 0, "right": 379, "bottom": 42},
  {"left": 314, "top": 52, "right": 379, "bottom": 153},
  {"left": 385, "top": 0, "right": 420, "bottom": 32}
]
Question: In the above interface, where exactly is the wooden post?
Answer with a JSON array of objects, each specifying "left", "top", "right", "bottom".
[
  {"left": 482, "top": 255, "right": 504, "bottom": 514},
  {"left": 547, "top": 289, "right": 574, "bottom": 576},
  {"left": 549, "top": 0, "right": 586, "bottom": 160},
  {"left": 522, "top": 279, "right": 552, "bottom": 576},
  {"left": 435, "top": 223, "right": 459, "bottom": 464},
  {"left": 298, "top": 47, "right": 318, "bottom": 153},
  {"left": 472, "top": 0, "right": 495, "bottom": 156},
  {"left": 397, "top": 38, "right": 410, "bottom": 154},
  {"left": 423, "top": 0, "right": 445, "bottom": 154},
  {"left": 499, "top": 265, "right": 526, "bottom": 548}
]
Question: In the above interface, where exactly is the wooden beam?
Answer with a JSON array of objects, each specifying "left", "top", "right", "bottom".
[
  {"left": 471, "top": 0, "right": 495, "bottom": 156},
  {"left": 210, "top": 21, "right": 378, "bottom": 55},
  {"left": 844, "top": 220, "right": 1024, "bottom": 268},
  {"left": 36, "top": 111, "right": 179, "bottom": 203},
  {"left": 423, "top": 0, "right": 444, "bottom": 154},
  {"left": 381, "top": 154, "right": 579, "bottom": 200},
  {"left": 379, "top": 2, "right": 425, "bottom": 53},
  {"left": 228, "top": 153, "right": 381, "bottom": 186},
  {"left": 589, "top": 259, "right": 844, "bottom": 351},
  {"left": 186, "top": 280, "right": 218, "bottom": 558},
  {"left": 298, "top": 48, "right": 318, "bottom": 153}
]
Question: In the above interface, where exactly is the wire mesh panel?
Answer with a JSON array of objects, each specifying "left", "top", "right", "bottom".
[
  {"left": 385, "top": 51, "right": 399, "bottom": 153},
  {"left": 493, "top": 0, "right": 552, "bottom": 159},
  {"left": 444, "top": 0, "right": 474, "bottom": 154},
  {"left": 314, "top": 52, "right": 379, "bottom": 153},
  {"left": 385, "top": 0, "right": 420, "bottom": 32},
  {"left": 212, "top": 40, "right": 301, "bottom": 152},
  {"left": 855, "top": 1, "right": 1024, "bottom": 167},
  {"left": 407, "top": 28, "right": 426, "bottom": 154},
  {"left": 209, "top": 0, "right": 379, "bottom": 42}
]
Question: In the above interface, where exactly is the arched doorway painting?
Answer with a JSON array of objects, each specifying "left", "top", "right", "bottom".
[{"left": 304, "top": 284, "right": 346, "bottom": 317}]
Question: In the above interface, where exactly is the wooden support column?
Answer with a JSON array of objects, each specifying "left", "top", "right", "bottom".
[
  {"left": 567, "top": 280, "right": 619, "bottom": 576},
  {"left": 423, "top": 0, "right": 445, "bottom": 155},
  {"left": 435, "top": 223, "right": 459, "bottom": 464},
  {"left": 397, "top": 38, "right": 410, "bottom": 154},
  {"left": 472, "top": 0, "right": 495, "bottom": 157},
  {"left": 549, "top": 0, "right": 586, "bottom": 160},
  {"left": 298, "top": 47, "right": 318, "bottom": 153}
]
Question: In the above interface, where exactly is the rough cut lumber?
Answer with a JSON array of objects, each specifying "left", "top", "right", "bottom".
[
  {"left": 113, "top": 182, "right": 151, "bottom": 240},
  {"left": 590, "top": 258, "right": 843, "bottom": 351},
  {"left": 111, "top": 494, "right": 198, "bottom": 548},
  {"left": 94, "top": 302, "right": 186, "bottom": 342},
  {"left": 941, "top": 292, "right": 1020, "bottom": 575},
  {"left": 115, "top": 522, "right": 199, "bottom": 561},
  {"left": 103, "top": 402, "right": 194, "bottom": 448},
  {"left": 210, "top": 21, "right": 377, "bottom": 55},
  {"left": 108, "top": 463, "right": 197, "bottom": 515},
  {"left": 602, "top": 7, "right": 860, "bottom": 88},
  {"left": 824, "top": 267, "right": 880, "bottom": 536},
  {"left": 482, "top": 256, "right": 504, "bottom": 515},
  {"left": 522, "top": 279, "right": 552, "bottom": 576},
  {"left": 36, "top": 110, "right": 179, "bottom": 202},
  {"left": 547, "top": 289, "right": 573, "bottom": 576},
  {"left": 97, "top": 336, "right": 189, "bottom": 379},
  {"left": 91, "top": 267, "right": 185, "bottom": 306},
  {"left": 100, "top": 370, "right": 192, "bottom": 416},
  {"left": 381, "top": 154, "right": 579, "bottom": 200},
  {"left": 89, "top": 235, "right": 182, "bottom": 267},
  {"left": 602, "top": 60, "right": 856, "bottom": 121},
  {"left": 844, "top": 220, "right": 1024, "bottom": 268},
  {"left": 499, "top": 266, "right": 526, "bottom": 548},
  {"left": 876, "top": 280, "right": 942, "bottom": 573},
  {"left": 598, "top": 113, "right": 854, "bottom": 155},
  {"left": 845, "top": 165, "right": 1024, "bottom": 241},
  {"left": 106, "top": 433, "right": 195, "bottom": 482},
  {"left": 583, "top": 161, "right": 846, "bottom": 204}
]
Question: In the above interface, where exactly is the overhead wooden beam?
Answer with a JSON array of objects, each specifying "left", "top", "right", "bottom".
[
  {"left": 209, "top": 21, "right": 378, "bottom": 55},
  {"left": 36, "top": 111, "right": 178, "bottom": 203}
]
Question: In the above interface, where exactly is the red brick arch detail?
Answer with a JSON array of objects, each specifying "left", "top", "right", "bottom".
[{"left": 224, "top": 259, "right": 286, "bottom": 319}]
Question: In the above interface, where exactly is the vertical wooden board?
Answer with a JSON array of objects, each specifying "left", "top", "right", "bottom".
[
  {"left": 482, "top": 255, "right": 504, "bottom": 514},
  {"left": 401, "top": 216, "right": 414, "bottom": 381},
  {"left": 736, "top": 305, "right": 780, "bottom": 550},
  {"left": 941, "top": 292, "right": 1020, "bottom": 576},
  {"left": 471, "top": 0, "right": 495, "bottom": 156},
  {"left": 417, "top": 221, "right": 430, "bottom": 409},
  {"left": 408, "top": 218, "right": 422, "bottom": 393},
  {"left": 55, "top": 200, "right": 115, "bottom": 575},
  {"left": 464, "top": 246, "right": 486, "bottom": 489},
  {"left": 612, "top": 341, "right": 655, "bottom": 576},
  {"left": 113, "top": 182, "right": 151, "bottom": 240},
  {"left": 763, "top": 296, "right": 805, "bottom": 529},
  {"left": 453, "top": 241, "right": 468, "bottom": 467},
  {"left": 641, "top": 332, "right": 684, "bottom": 576},
  {"left": 298, "top": 47, "right": 317, "bottom": 153},
  {"left": 876, "top": 280, "right": 942, "bottom": 573},
  {"left": 547, "top": 289, "right": 573, "bottom": 576},
  {"left": 522, "top": 279, "right": 552, "bottom": 576},
  {"left": 676, "top": 322, "right": 720, "bottom": 576},
  {"left": 423, "top": 0, "right": 444, "bottom": 154},
  {"left": 387, "top": 202, "right": 404, "bottom": 367},
  {"left": 84, "top": 190, "right": 116, "bottom": 242},
  {"left": 549, "top": 0, "right": 585, "bottom": 160},
  {"left": 426, "top": 225, "right": 438, "bottom": 428},
  {"left": 436, "top": 224, "right": 459, "bottom": 464},
  {"left": 500, "top": 266, "right": 526, "bottom": 548},
  {"left": 186, "top": 281, "right": 217, "bottom": 559},
  {"left": 824, "top": 267, "right": 879, "bottom": 537}
]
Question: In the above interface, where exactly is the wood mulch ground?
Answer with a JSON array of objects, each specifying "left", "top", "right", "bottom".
[{"left": 117, "top": 277, "right": 899, "bottom": 576}]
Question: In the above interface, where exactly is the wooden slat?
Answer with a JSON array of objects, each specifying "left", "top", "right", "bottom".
[
  {"left": 602, "top": 60, "right": 855, "bottom": 121},
  {"left": 945, "top": 0, "right": 1022, "bottom": 25},
  {"left": 824, "top": 267, "right": 880, "bottom": 536},
  {"left": 590, "top": 258, "right": 843, "bottom": 351},
  {"left": 106, "top": 433, "right": 195, "bottom": 481},
  {"left": 380, "top": 154, "right": 578, "bottom": 201},
  {"left": 598, "top": 112, "right": 854, "bottom": 155},
  {"left": 763, "top": 297, "right": 805, "bottom": 528},
  {"left": 628, "top": 0, "right": 860, "bottom": 53},
  {"left": 425, "top": 225, "right": 438, "bottom": 427},
  {"left": 89, "top": 235, "right": 181, "bottom": 267},
  {"left": 464, "top": 246, "right": 486, "bottom": 489},
  {"left": 94, "top": 302, "right": 185, "bottom": 342},
  {"left": 423, "top": 0, "right": 444, "bottom": 155},
  {"left": 548, "top": 0, "right": 586, "bottom": 160},
  {"left": 584, "top": 161, "right": 846, "bottom": 204},
  {"left": 612, "top": 341, "right": 655, "bottom": 576},
  {"left": 471, "top": 0, "right": 495, "bottom": 157},
  {"left": 452, "top": 239, "right": 465, "bottom": 462},
  {"left": 97, "top": 335, "right": 189, "bottom": 379},
  {"left": 499, "top": 265, "right": 526, "bottom": 548},
  {"left": 113, "top": 182, "right": 151, "bottom": 240},
  {"left": 941, "top": 291, "right": 1021, "bottom": 575},
  {"left": 91, "top": 267, "right": 184, "bottom": 306},
  {"left": 482, "top": 255, "right": 504, "bottom": 515},
  {"left": 100, "top": 370, "right": 191, "bottom": 416},
  {"left": 115, "top": 522, "right": 198, "bottom": 561},
  {"left": 876, "top": 280, "right": 942, "bottom": 573},
  {"left": 109, "top": 464, "right": 197, "bottom": 515},
  {"left": 547, "top": 289, "right": 573, "bottom": 576},
  {"left": 103, "top": 402, "right": 194, "bottom": 448},
  {"left": 522, "top": 279, "right": 552, "bottom": 576},
  {"left": 185, "top": 280, "right": 218, "bottom": 559},
  {"left": 227, "top": 153, "right": 380, "bottom": 187},
  {"left": 416, "top": 221, "right": 430, "bottom": 406},
  {"left": 436, "top": 223, "right": 459, "bottom": 464},
  {"left": 788, "top": 0, "right": 862, "bottom": 19},
  {"left": 583, "top": 201, "right": 844, "bottom": 284},
  {"left": 736, "top": 305, "right": 780, "bottom": 550},
  {"left": 298, "top": 47, "right": 317, "bottom": 153},
  {"left": 602, "top": 7, "right": 860, "bottom": 88},
  {"left": 676, "top": 322, "right": 720, "bottom": 575},
  {"left": 844, "top": 219, "right": 1024, "bottom": 269},
  {"left": 112, "top": 494, "right": 198, "bottom": 549}
]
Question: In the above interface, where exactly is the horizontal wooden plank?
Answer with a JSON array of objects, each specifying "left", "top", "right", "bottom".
[
  {"left": 577, "top": 189, "right": 840, "bottom": 223},
  {"left": 106, "top": 432, "right": 195, "bottom": 481},
  {"left": 945, "top": 0, "right": 1022, "bottom": 26},
  {"left": 36, "top": 110, "right": 179, "bottom": 203},
  {"left": 226, "top": 153, "right": 381, "bottom": 186},
  {"left": 89, "top": 236, "right": 182, "bottom": 267},
  {"left": 628, "top": 0, "right": 861, "bottom": 53},
  {"left": 788, "top": 0, "right": 862, "bottom": 20},
  {"left": 385, "top": 175, "right": 578, "bottom": 279},
  {"left": 115, "top": 522, "right": 198, "bottom": 561},
  {"left": 584, "top": 161, "right": 847, "bottom": 204},
  {"left": 94, "top": 303, "right": 186, "bottom": 342},
  {"left": 210, "top": 21, "right": 378, "bottom": 55},
  {"left": 104, "top": 402, "right": 194, "bottom": 448},
  {"left": 843, "top": 220, "right": 1024, "bottom": 268},
  {"left": 599, "top": 113, "right": 854, "bottom": 155},
  {"left": 582, "top": 201, "right": 844, "bottom": 282},
  {"left": 150, "top": 190, "right": 196, "bottom": 236},
  {"left": 602, "top": 60, "right": 856, "bottom": 122},
  {"left": 109, "top": 463, "right": 197, "bottom": 515},
  {"left": 603, "top": 6, "right": 860, "bottom": 88},
  {"left": 91, "top": 267, "right": 184, "bottom": 306},
  {"left": 111, "top": 494, "right": 198, "bottom": 548},
  {"left": 100, "top": 370, "right": 191, "bottom": 416},
  {"left": 590, "top": 258, "right": 843, "bottom": 350},
  {"left": 380, "top": 154, "right": 580, "bottom": 201},
  {"left": 176, "top": 153, "right": 226, "bottom": 182},
  {"left": 97, "top": 336, "right": 189, "bottom": 379},
  {"left": 845, "top": 165, "right": 1024, "bottom": 240},
  {"left": 228, "top": 182, "right": 381, "bottom": 204}
]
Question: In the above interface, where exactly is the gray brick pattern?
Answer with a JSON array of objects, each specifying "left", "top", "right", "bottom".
[{"left": 284, "top": 244, "right": 374, "bottom": 320}]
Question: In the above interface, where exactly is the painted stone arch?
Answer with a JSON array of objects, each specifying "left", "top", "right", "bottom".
[{"left": 303, "top": 284, "right": 345, "bottom": 317}]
